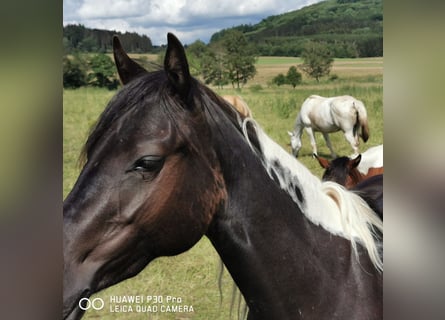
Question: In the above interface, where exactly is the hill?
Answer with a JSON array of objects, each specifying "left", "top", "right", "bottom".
[{"left": 210, "top": 0, "right": 382, "bottom": 57}]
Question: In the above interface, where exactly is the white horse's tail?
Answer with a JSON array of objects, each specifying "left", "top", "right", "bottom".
[{"left": 353, "top": 100, "right": 369, "bottom": 142}]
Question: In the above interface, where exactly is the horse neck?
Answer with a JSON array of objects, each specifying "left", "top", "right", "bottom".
[
  {"left": 241, "top": 119, "right": 382, "bottom": 268},
  {"left": 246, "top": 120, "right": 352, "bottom": 236},
  {"left": 293, "top": 117, "right": 304, "bottom": 136},
  {"left": 205, "top": 149, "right": 381, "bottom": 319},
  {"left": 205, "top": 151, "right": 345, "bottom": 318},
  {"left": 204, "top": 118, "right": 380, "bottom": 318}
]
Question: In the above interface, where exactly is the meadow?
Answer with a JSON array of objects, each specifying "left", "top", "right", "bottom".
[{"left": 63, "top": 56, "right": 383, "bottom": 319}]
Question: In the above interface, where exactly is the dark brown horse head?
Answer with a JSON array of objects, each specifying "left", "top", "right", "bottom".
[
  {"left": 315, "top": 154, "right": 362, "bottom": 188},
  {"left": 63, "top": 34, "right": 227, "bottom": 320}
]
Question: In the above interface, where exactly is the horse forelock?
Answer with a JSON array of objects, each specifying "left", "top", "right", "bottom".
[
  {"left": 79, "top": 72, "right": 215, "bottom": 164},
  {"left": 79, "top": 71, "right": 167, "bottom": 166},
  {"left": 242, "top": 119, "right": 383, "bottom": 271},
  {"left": 79, "top": 68, "right": 242, "bottom": 188}
]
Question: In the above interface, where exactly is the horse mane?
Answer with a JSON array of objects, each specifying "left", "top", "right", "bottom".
[{"left": 242, "top": 118, "right": 383, "bottom": 271}]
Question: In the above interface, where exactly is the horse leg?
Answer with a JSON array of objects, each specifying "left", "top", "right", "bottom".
[
  {"left": 322, "top": 132, "right": 337, "bottom": 158},
  {"left": 344, "top": 130, "right": 359, "bottom": 156},
  {"left": 305, "top": 127, "right": 318, "bottom": 156}
]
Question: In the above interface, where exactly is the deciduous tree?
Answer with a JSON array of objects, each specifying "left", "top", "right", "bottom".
[
  {"left": 299, "top": 41, "right": 333, "bottom": 82},
  {"left": 272, "top": 73, "right": 286, "bottom": 86},
  {"left": 221, "top": 30, "right": 257, "bottom": 89},
  {"left": 286, "top": 66, "right": 302, "bottom": 88},
  {"left": 63, "top": 54, "right": 87, "bottom": 88},
  {"left": 88, "top": 53, "right": 119, "bottom": 89}
]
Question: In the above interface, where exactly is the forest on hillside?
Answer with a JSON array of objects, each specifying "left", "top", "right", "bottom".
[
  {"left": 63, "top": 24, "right": 153, "bottom": 53},
  {"left": 210, "top": 0, "right": 382, "bottom": 57}
]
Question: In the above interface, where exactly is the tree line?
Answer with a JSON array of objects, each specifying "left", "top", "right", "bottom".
[
  {"left": 63, "top": 30, "right": 259, "bottom": 90},
  {"left": 64, "top": 29, "right": 336, "bottom": 90},
  {"left": 63, "top": 24, "right": 153, "bottom": 53}
]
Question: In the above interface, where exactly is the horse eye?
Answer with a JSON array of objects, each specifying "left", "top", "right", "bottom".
[{"left": 129, "top": 156, "right": 165, "bottom": 173}]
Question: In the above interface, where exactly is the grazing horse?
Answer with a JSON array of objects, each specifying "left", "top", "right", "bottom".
[
  {"left": 288, "top": 95, "right": 369, "bottom": 158},
  {"left": 63, "top": 33, "right": 382, "bottom": 320},
  {"left": 315, "top": 153, "right": 384, "bottom": 189},
  {"left": 222, "top": 95, "right": 252, "bottom": 118}
]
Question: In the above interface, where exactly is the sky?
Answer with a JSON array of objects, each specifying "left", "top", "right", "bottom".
[{"left": 63, "top": 0, "right": 323, "bottom": 46}]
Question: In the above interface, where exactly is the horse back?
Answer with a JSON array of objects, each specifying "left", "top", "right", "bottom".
[
  {"left": 222, "top": 95, "right": 252, "bottom": 118},
  {"left": 357, "top": 145, "right": 383, "bottom": 174},
  {"left": 366, "top": 166, "right": 384, "bottom": 178},
  {"left": 329, "top": 96, "right": 361, "bottom": 118},
  {"left": 300, "top": 95, "right": 339, "bottom": 131}
]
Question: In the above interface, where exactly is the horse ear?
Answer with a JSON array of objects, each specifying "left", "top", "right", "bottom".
[
  {"left": 113, "top": 36, "right": 148, "bottom": 85},
  {"left": 349, "top": 154, "right": 362, "bottom": 168},
  {"left": 314, "top": 154, "right": 330, "bottom": 169},
  {"left": 287, "top": 131, "right": 294, "bottom": 137},
  {"left": 164, "top": 33, "right": 191, "bottom": 98}
]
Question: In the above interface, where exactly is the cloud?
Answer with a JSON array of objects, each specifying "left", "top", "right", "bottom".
[{"left": 63, "top": 0, "right": 322, "bottom": 45}]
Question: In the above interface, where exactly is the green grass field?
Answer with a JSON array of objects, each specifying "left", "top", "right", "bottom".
[{"left": 63, "top": 57, "right": 383, "bottom": 319}]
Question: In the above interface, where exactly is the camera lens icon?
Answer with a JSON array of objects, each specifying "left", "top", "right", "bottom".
[{"left": 79, "top": 297, "right": 105, "bottom": 310}]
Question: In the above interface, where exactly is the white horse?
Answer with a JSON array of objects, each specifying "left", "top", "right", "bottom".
[{"left": 288, "top": 95, "right": 370, "bottom": 158}]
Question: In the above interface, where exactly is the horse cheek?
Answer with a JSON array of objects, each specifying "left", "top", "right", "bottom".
[{"left": 169, "top": 164, "right": 227, "bottom": 253}]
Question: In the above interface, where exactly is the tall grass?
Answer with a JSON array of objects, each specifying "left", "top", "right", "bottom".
[{"left": 63, "top": 57, "right": 383, "bottom": 319}]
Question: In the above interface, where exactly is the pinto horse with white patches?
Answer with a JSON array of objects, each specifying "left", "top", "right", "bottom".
[
  {"left": 288, "top": 95, "right": 370, "bottom": 158},
  {"left": 63, "top": 33, "right": 382, "bottom": 320}
]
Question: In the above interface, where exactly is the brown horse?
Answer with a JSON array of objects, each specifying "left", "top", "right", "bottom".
[
  {"left": 314, "top": 154, "right": 383, "bottom": 218},
  {"left": 221, "top": 95, "right": 252, "bottom": 118},
  {"left": 63, "top": 33, "right": 382, "bottom": 320},
  {"left": 315, "top": 154, "right": 384, "bottom": 189}
]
